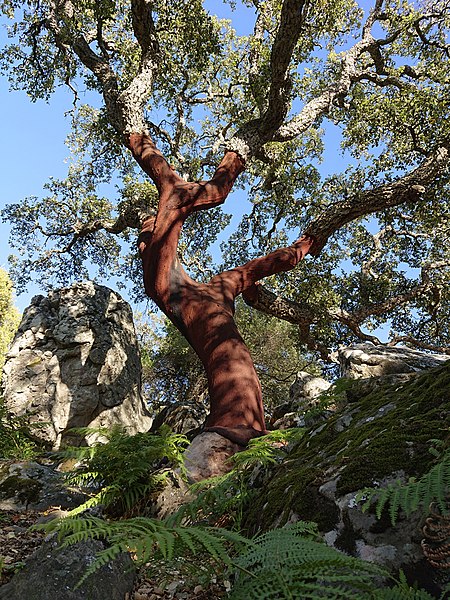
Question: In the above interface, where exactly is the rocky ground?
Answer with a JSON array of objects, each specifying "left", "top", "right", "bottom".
[
  {"left": 0, "top": 510, "right": 46, "bottom": 586},
  {"left": 0, "top": 508, "right": 229, "bottom": 599}
]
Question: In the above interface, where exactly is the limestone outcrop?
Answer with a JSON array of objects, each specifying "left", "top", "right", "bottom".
[
  {"left": 335, "top": 343, "right": 449, "bottom": 379},
  {"left": 1, "top": 282, "right": 152, "bottom": 448}
]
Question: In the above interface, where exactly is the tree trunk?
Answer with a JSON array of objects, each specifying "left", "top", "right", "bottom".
[{"left": 129, "top": 133, "right": 314, "bottom": 446}]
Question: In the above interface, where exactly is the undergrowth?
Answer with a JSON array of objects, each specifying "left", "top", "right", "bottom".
[
  {"left": 58, "top": 425, "right": 189, "bottom": 517},
  {"left": 35, "top": 428, "right": 449, "bottom": 598},
  {"left": 0, "top": 396, "right": 40, "bottom": 459}
]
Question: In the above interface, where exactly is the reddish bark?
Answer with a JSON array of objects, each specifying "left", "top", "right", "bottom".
[{"left": 128, "top": 133, "right": 314, "bottom": 446}]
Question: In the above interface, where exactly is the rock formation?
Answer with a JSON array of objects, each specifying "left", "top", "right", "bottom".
[
  {"left": 243, "top": 356, "right": 450, "bottom": 595},
  {"left": 0, "top": 538, "right": 135, "bottom": 600},
  {"left": 335, "top": 343, "right": 449, "bottom": 379},
  {"left": 271, "top": 371, "right": 332, "bottom": 429},
  {"left": 1, "top": 282, "right": 152, "bottom": 448}
]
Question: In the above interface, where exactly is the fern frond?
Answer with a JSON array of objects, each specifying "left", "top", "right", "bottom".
[
  {"left": 37, "top": 514, "right": 251, "bottom": 577},
  {"left": 359, "top": 449, "right": 450, "bottom": 525},
  {"left": 230, "top": 429, "right": 303, "bottom": 470},
  {"left": 57, "top": 427, "right": 188, "bottom": 516},
  {"left": 230, "top": 522, "right": 388, "bottom": 600},
  {"left": 376, "top": 570, "right": 439, "bottom": 599}
]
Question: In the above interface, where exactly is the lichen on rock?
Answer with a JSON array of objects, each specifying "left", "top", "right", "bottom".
[{"left": 242, "top": 360, "right": 450, "bottom": 592}]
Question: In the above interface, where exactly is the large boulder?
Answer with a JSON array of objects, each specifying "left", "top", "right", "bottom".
[
  {"left": 0, "top": 538, "right": 135, "bottom": 600},
  {"left": 336, "top": 343, "right": 449, "bottom": 379},
  {"left": 243, "top": 361, "right": 450, "bottom": 595},
  {"left": 1, "top": 282, "right": 152, "bottom": 448}
]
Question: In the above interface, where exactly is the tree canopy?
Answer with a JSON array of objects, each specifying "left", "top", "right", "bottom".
[{"left": 1, "top": 0, "right": 449, "bottom": 361}]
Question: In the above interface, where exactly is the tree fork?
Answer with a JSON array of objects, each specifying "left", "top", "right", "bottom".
[{"left": 130, "top": 133, "right": 314, "bottom": 446}]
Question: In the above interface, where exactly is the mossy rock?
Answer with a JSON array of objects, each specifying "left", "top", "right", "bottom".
[
  {"left": 0, "top": 473, "right": 42, "bottom": 506},
  {"left": 244, "top": 361, "right": 450, "bottom": 534}
]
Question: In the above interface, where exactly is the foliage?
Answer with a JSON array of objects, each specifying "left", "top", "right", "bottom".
[
  {"left": 0, "top": 1, "right": 449, "bottom": 353},
  {"left": 0, "top": 396, "right": 39, "bottom": 459},
  {"left": 231, "top": 521, "right": 387, "bottom": 600},
  {"left": 358, "top": 442, "right": 450, "bottom": 525},
  {"left": 37, "top": 513, "right": 251, "bottom": 589},
  {"left": 58, "top": 425, "right": 189, "bottom": 517},
  {"left": 231, "top": 523, "right": 445, "bottom": 599},
  {"left": 0, "top": 268, "right": 20, "bottom": 374},
  {"left": 35, "top": 427, "right": 447, "bottom": 597},
  {"left": 38, "top": 515, "right": 442, "bottom": 598}
]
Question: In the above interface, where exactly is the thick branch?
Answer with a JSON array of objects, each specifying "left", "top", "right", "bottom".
[
  {"left": 260, "top": 0, "right": 308, "bottom": 138},
  {"left": 305, "top": 142, "right": 450, "bottom": 255},
  {"left": 212, "top": 235, "right": 314, "bottom": 298},
  {"left": 190, "top": 152, "right": 246, "bottom": 210},
  {"left": 127, "top": 133, "right": 183, "bottom": 193},
  {"left": 242, "top": 282, "right": 315, "bottom": 324},
  {"left": 243, "top": 262, "right": 450, "bottom": 356},
  {"left": 46, "top": 0, "right": 122, "bottom": 130},
  {"left": 117, "top": 0, "right": 160, "bottom": 134},
  {"left": 226, "top": 3, "right": 384, "bottom": 160}
]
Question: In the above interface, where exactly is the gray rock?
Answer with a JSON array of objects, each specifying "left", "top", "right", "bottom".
[
  {"left": 151, "top": 401, "right": 208, "bottom": 438},
  {"left": 0, "top": 460, "right": 87, "bottom": 511},
  {"left": 289, "top": 371, "right": 332, "bottom": 406},
  {"left": 183, "top": 432, "right": 242, "bottom": 483},
  {"left": 0, "top": 538, "right": 135, "bottom": 600},
  {"left": 336, "top": 343, "right": 450, "bottom": 379},
  {"left": 270, "top": 372, "right": 332, "bottom": 428},
  {"left": 1, "top": 282, "right": 152, "bottom": 448}
]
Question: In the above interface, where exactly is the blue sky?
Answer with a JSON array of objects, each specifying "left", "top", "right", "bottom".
[{"left": 0, "top": 79, "right": 72, "bottom": 309}]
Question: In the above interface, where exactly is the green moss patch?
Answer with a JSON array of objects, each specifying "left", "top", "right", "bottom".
[
  {"left": 243, "top": 362, "right": 450, "bottom": 534},
  {"left": 0, "top": 475, "right": 42, "bottom": 505}
]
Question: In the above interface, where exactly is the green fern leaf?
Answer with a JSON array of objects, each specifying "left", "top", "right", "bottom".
[{"left": 361, "top": 449, "right": 450, "bottom": 525}]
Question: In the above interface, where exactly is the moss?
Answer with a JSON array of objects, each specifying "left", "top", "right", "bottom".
[
  {"left": 243, "top": 361, "right": 450, "bottom": 534},
  {"left": 0, "top": 475, "right": 42, "bottom": 505}
]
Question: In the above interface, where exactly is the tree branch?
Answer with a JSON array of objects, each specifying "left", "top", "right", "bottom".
[
  {"left": 225, "top": 1, "right": 385, "bottom": 160},
  {"left": 305, "top": 141, "right": 450, "bottom": 256},
  {"left": 127, "top": 134, "right": 183, "bottom": 194},
  {"left": 211, "top": 235, "right": 314, "bottom": 298}
]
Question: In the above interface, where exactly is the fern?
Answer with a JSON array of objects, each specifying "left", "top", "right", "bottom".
[
  {"left": 0, "top": 396, "right": 40, "bottom": 459},
  {"left": 57, "top": 425, "right": 188, "bottom": 516},
  {"left": 37, "top": 514, "right": 252, "bottom": 588},
  {"left": 229, "top": 523, "right": 441, "bottom": 600},
  {"left": 358, "top": 447, "right": 450, "bottom": 525},
  {"left": 230, "top": 522, "right": 387, "bottom": 599},
  {"left": 230, "top": 429, "right": 304, "bottom": 470}
]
